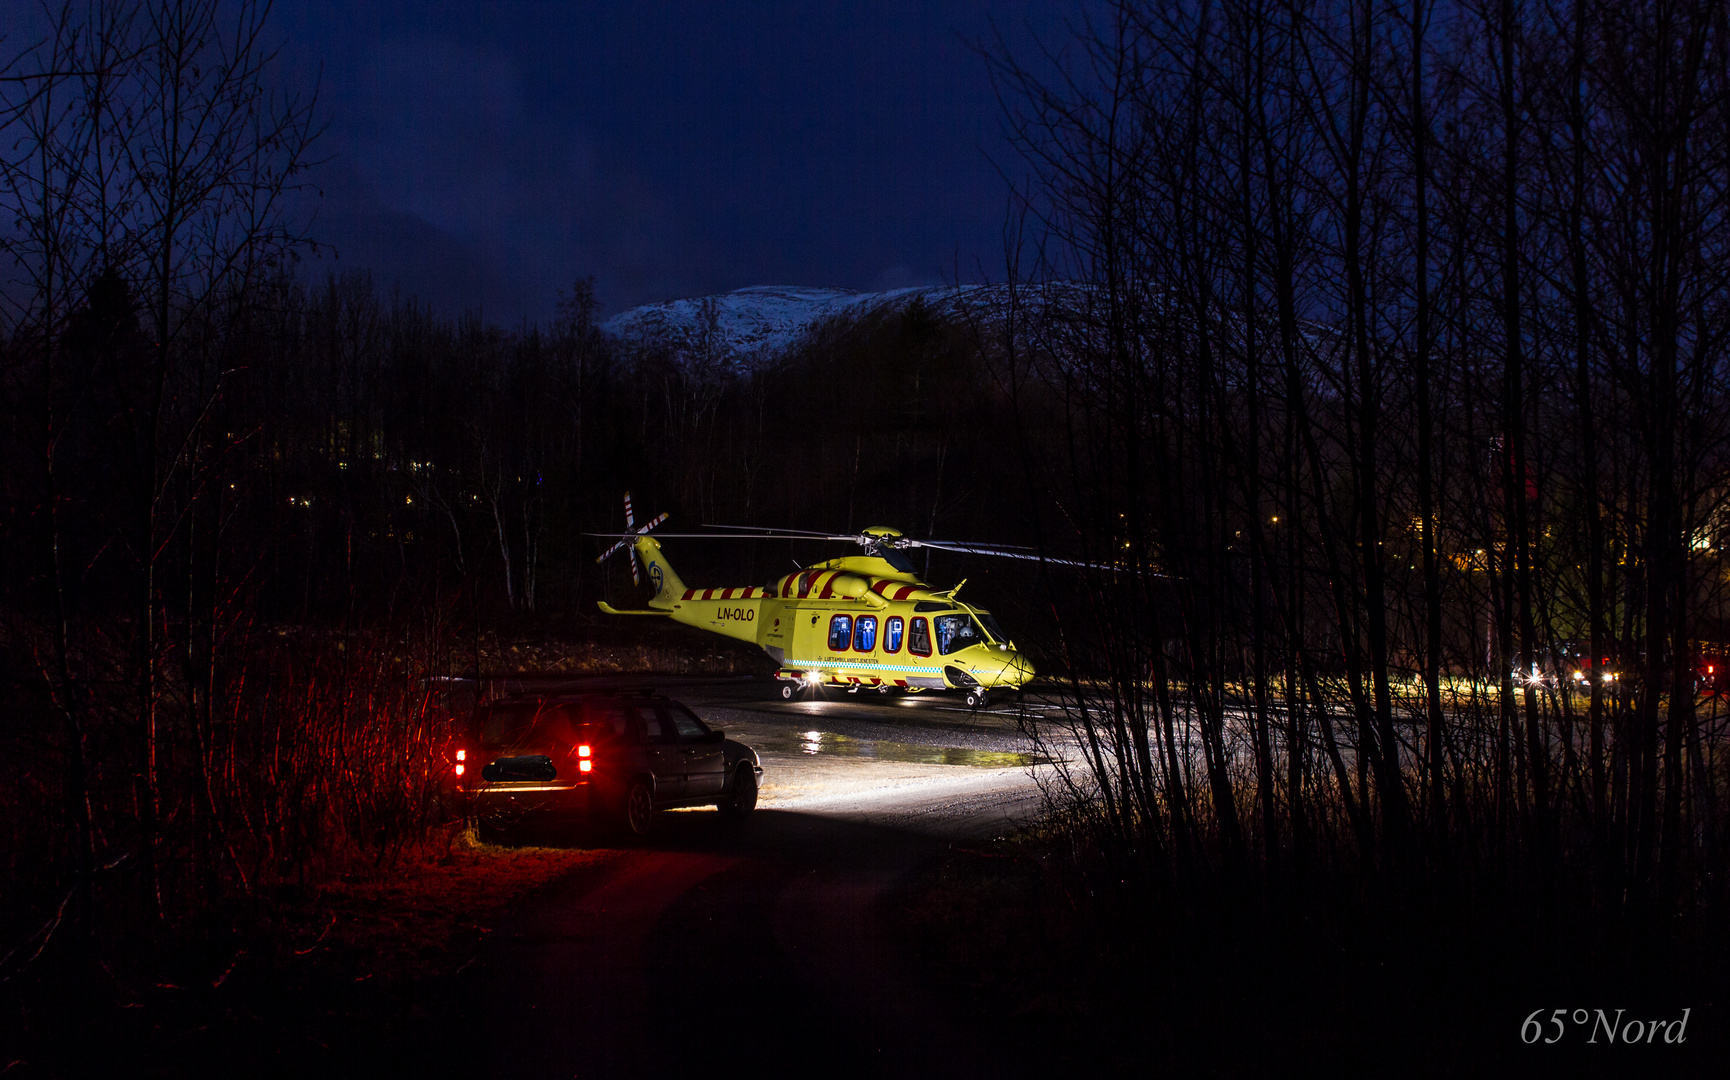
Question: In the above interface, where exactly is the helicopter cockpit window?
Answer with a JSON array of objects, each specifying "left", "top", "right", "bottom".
[
  {"left": 976, "top": 612, "right": 1008, "bottom": 644},
  {"left": 828, "top": 614, "right": 853, "bottom": 651},
  {"left": 884, "top": 616, "right": 904, "bottom": 653},
  {"left": 853, "top": 615, "right": 877, "bottom": 651},
  {"left": 935, "top": 614, "right": 985, "bottom": 655},
  {"left": 909, "top": 617, "right": 931, "bottom": 656}
]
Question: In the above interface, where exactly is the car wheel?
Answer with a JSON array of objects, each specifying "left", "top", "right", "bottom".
[
  {"left": 621, "top": 780, "right": 655, "bottom": 838},
  {"left": 718, "top": 765, "right": 758, "bottom": 818},
  {"left": 780, "top": 683, "right": 795, "bottom": 700}
]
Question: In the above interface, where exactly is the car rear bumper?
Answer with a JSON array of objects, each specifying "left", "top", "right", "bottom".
[{"left": 473, "top": 779, "right": 609, "bottom": 822}]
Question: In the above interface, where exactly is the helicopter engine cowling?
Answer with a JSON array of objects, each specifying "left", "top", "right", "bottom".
[{"left": 772, "top": 569, "right": 879, "bottom": 602}]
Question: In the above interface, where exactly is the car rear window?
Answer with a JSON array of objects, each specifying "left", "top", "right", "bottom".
[
  {"left": 480, "top": 703, "right": 542, "bottom": 748},
  {"left": 482, "top": 699, "right": 642, "bottom": 749},
  {"left": 479, "top": 696, "right": 713, "bottom": 750},
  {"left": 577, "top": 705, "right": 636, "bottom": 742}
]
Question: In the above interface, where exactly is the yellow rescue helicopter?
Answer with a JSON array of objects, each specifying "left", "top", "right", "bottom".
[{"left": 592, "top": 493, "right": 1083, "bottom": 706}]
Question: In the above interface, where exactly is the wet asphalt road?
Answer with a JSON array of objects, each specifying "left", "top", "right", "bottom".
[{"left": 449, "top": 679, "right": 1057, "bottom": 1080}]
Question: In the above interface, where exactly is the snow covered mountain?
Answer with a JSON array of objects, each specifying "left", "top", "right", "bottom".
[{"left": 600, "top": 284, "right": 990, "bottom": 369}]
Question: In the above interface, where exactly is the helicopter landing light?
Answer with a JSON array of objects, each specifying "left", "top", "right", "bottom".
[{"left": 802, "top": 670, "right": 824, "bottom": 686}]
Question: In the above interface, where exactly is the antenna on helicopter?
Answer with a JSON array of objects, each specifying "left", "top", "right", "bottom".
[{"left": 594, "top": 491, "right": 668, "bottom": 585}]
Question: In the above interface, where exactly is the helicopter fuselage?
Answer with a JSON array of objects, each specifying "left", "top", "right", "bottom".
[{"left": 629, "top": 538, "right": 1034, "bottom": 694}]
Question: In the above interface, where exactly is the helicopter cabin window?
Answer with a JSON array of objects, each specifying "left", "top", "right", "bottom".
[
  {"left": 853, "top": 615, "right": 877, "bottom": 651},
  {"left": 935, "top": 614, "right": 985, "bottom": 655},
  {"left": 909, "top": 617, "right": 932, "bottom": 656},
  {"left": 884, "top": 616, "right": 904, "bottom": 653},
  {"left": 828, "top": 614, "right": 853, "bottom": 651}
]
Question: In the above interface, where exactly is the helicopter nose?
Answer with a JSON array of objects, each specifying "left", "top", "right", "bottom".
[{"left": 996, "top": 649, "right": 1034, "bottom": 687}]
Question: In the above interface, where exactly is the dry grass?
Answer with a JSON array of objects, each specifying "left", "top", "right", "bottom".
[
  {"left": 1, "top": 832, "right": 611, "bottom": 1078},
  {"left": 265, "top": 829, "right": 612, "bottom": 985}
]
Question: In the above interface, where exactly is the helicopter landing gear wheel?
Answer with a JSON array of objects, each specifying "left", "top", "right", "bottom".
[
  {"left": 965, "top": 690, "right": 987, "bottom": 708},
  {"left": 780, "top": 683, "right": 795, "bottom": 700}
]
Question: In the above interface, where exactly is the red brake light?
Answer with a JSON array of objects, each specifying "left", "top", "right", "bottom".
[
  {"left": 454, "top": 763, "right": 465, "bottom": 776},
  {"left": 578, "top": 744, "right": 591, "bottom": 757}
]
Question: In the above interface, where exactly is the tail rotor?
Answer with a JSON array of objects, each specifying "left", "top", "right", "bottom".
[{"left": 595, "top": 491, "right": 668, "bottom": 585}]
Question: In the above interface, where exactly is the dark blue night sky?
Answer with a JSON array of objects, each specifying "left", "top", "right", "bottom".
[{"left": 256, "top": 1, "right": 1077, "bottom": 322}]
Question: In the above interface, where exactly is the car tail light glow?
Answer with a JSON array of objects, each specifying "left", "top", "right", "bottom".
[
  {"left": 454, "top": 763, "right": 465, "bottom": 776},
  {"left": 579, "top": 760, "right": 592, "bottom": 773},
  {"left": 456, "top": 749, "right": 467, "bottom": 761},
  {"left": 578, "top": 744, "right": 591, "bottom": 757}
]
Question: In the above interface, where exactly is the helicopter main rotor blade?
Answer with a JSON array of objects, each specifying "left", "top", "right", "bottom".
[
  {"left": 584, "top": 531, "right": 852, "bottom": 542},
  {"left": 706, "top": 524, "right": 1037, "bottom": 552},
  {"left": 902, "top": 539, "right": 1038, "bottom": 551},
  {"left": 702, "top": 523, "right": 851, "bottom": 539},
  {"left": 900, "top": 538, "right": 1134, "bottom": 572},
  {"left": 589, "top": 525, "right": 1143, "bottom": 574}
]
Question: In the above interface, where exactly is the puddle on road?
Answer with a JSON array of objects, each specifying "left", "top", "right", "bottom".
[{"left": 750, "top": 729, "right": 1048, "bottom": 768}]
